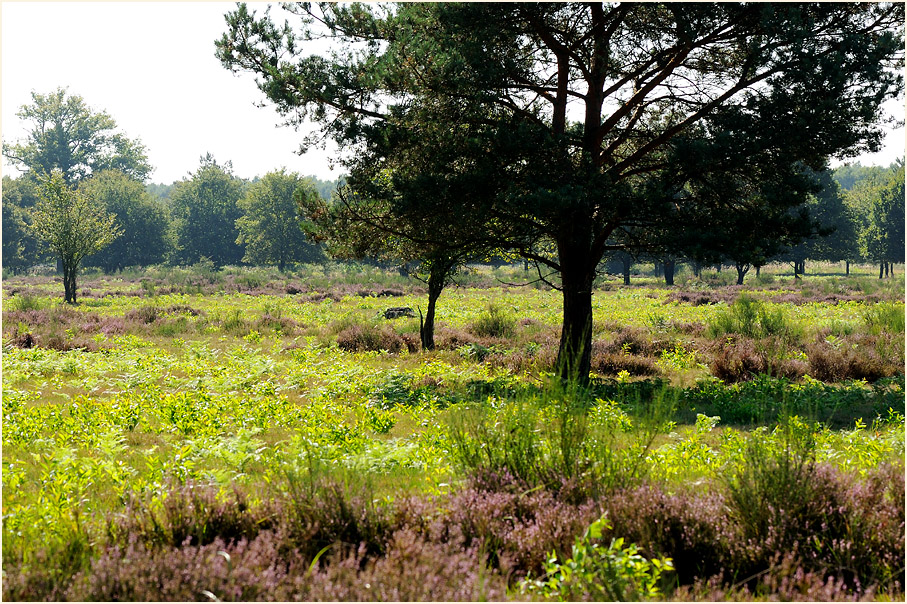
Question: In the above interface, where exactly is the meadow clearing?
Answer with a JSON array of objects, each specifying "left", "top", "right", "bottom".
[{"left": 2, "top": 262, "right": 904, "bottom": 601}]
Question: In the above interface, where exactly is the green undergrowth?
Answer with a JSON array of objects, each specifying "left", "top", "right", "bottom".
[{"left": 2, "top": 269, "right": 904, "bottom": 600}]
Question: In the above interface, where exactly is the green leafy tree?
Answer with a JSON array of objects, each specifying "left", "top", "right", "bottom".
[
  {"left": 79, "top": 170, "right": 172, "bottom": 272},
  {"left": 784, "top": 170, "right": 859, "bottom": 275},
  {"left": 219, "top": 2, "right": 903, "bottom": 381},
  {"left": 29, "top": 170, "right": 122, "bottom": 303},
  {"left": 235, "top": 169, "right": 323, "bottom": 271},
  {"left": 2, "top": 176, "right": 48, "bottom": 273},
  {"left": 864, "top": 164, "right": 905, "bottom": 277},
  {"left": 3, "top": 88, "right": 151, "bottom": 183},
  {"left": 844, "top": 162, "right": 905, "bottom": 277},
  {"left": 170, "top": 154, "right": 245, "bottom": 268}
]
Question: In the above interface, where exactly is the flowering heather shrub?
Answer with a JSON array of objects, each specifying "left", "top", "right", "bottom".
[
  {"left": 709, "top": 337, "right": 807, "bottom": 383},
  {"left": 336, "top": 323, "right": 407, "bottom": 353},
  {"left": 593, "top": 351, "right": 659, "bottom": 376},
  {"left": 124, "top": 305, "right": 160, "bottom": 324},
  {"left": 67, "top": 529, "right": 508, "bottom": 602},
  {"left": 391, "top": 470, "right": 603, "bottom": 578},
  {"left": 598, "top": 326, "right": 656, "bottom": 355},
  {"left": 5, "top": 463, "right": 904, "bottom": 601},
  {"left": 301, "top": 530, "right": 508, "bottom": 601},
  {"left": 434, "top": 325, "right": 491, "bottom": 349},
  {"left": 807, "top": 333, "right": 903, "bottom": 382},
  {"left": 601, "top": 485, "right": 733, "bottom": 584},
  {"left": 111, "top": 483, "right": 272, "bottom": 549},
  {"left": 487, "top": 340, "right": 558, "bottom": 374},
  {"left": 281, "top": 479, "right": 396, "bottom": 562}
]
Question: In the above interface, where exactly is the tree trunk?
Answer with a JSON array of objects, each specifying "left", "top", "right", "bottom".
[
  {"left": 845, "top": 260, "right": 850, "bottom": 276},
  {"left": 420, "top": 264, "right": 447, "bottom": 351},
  {"left": 879, "top": 261, "right": 884, "bottom": 279},
  {"left": 663, "top": 259, "right": 675, "bottom": 286},
  {"left": 735, "top": 262, "right": 749, "bottom": 285},
  {"left": 755, "top": 265, "right": 761, "bottom": 277},
  {"left": 62, "top": 256, "right": 78, "bottom": 304},
  {"left": 622, "top": 258, "right": 631, "bottom": 285},
  {"left": 556, "top": 246, "right": 595, "bottom": 383},
  {"left": 884, "top": 261, "right": 890, "bottom": 277},
  {"left": 793, "top": 261, "right": 801, "bottom": 280}
]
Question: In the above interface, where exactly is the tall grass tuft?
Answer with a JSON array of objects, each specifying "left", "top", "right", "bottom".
[
  {"left": 470, "top": 303, "right": 517, "bottom": 339},
  {"left": 863, "top": 302, "right": 905, "bottom": 335},
  {"left": 708, "top": 295, "right": 802, "bottom": 342},
  {"left": 447, "top": 379, "right": 676, "bottom": 496}
]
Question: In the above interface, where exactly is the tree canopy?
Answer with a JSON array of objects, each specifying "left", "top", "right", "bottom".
[
  {"left": 3, "top": 88, "right": 152, "bottom": 183},
  {"left": 80, "top": 170, "right": 171, "bottom": 272},
  {"left": 235, "top": 169, "right": 324, "bottom": 270},
  {"left": 218, "top": 2, "right": 903, "bottom": 380},
  {"left": 170, "top": 154, "right": 245, "bottom": 268}
]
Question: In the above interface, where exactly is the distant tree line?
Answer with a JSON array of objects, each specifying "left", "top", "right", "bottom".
[
  {"left": 600, "top": 160, "right": 904, "bottom": 285},
  {"left": 2, "top": 88, "right": 332, "bottom": 278}
]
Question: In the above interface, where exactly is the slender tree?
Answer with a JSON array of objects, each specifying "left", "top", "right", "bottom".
[
  {"left": 29, "top": 170, "right": 121, "bottom": 303},
  {"left": 218, "top": 2, "right": 903, "bottom": 381}
]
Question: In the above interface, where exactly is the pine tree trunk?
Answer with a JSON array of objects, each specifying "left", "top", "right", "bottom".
[
  {"left": 557, "top": 273, "right": 594, "bottom": 383},
  {"left": 556, "top": 241, "right": 595, "bottom": 383},
  {"left": 420, "top": 264, "right": 447, "bottom": 351}
]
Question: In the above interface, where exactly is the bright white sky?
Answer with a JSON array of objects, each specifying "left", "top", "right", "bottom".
[
  {"left": 1, "top": 1, "right": 341, "bottom": 184},
  {"left": 2, "top": 2, "right": 905, "bottom": 185}
]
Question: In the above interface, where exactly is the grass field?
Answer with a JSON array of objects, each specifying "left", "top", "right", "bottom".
[{"left": 2, "top": 262, "right": 904, "bottom": 601}]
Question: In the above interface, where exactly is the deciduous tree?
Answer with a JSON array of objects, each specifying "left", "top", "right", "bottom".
[
  {"left": 29, "top": 170, "right": 121, "bottom": 303},
  {"left": 170, "top": 154, "right": 245, "bottom": 268},
  {"left": 80, "top": 170, "right": 171, "bottom": 272},
  {"left": 3, "top": 88, "right": 151, "bottom": 183},
  {"left": 235, "top": 169, "right": 323, "bottom": 271}
]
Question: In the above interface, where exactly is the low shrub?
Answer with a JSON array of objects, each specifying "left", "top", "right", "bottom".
[
  {"left": 709, "top": 337, "right": 807, "bottom": 383},
  {"left": 593, "top": 352, "right": 659, "bottom": 376},
  {"left": 124, "top": 306, "right": 159, "bottom": 324},
  {"left": 520, "top": 515, "right": 674, "bottom": 601},
  {"left": 806, "top": 333, "right": 902, "bottom": 382},
  {"left": 336, "top": 322, "right": 408, "bottom": 353},
  {"left": 708, "top": 295, "right": 802, "bottom": 342}
]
